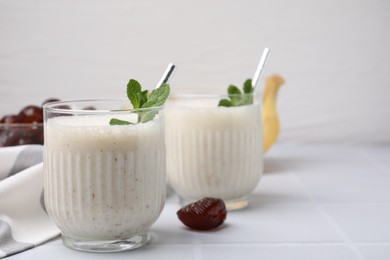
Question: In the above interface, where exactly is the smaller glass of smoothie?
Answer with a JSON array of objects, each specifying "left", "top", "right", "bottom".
[
  {"left": 43, "top": 99, "right": 166, "bottom": 252},
  {"left": 165, "top": 93, "right": 263, "bottom": 211}
]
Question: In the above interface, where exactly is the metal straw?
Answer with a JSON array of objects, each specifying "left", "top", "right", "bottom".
[
  {"left": 252, "top": 48, "right": 270, "bottom": 90},
  {"left": 155, "top": 63, "right": 176, "bottom": 88}
]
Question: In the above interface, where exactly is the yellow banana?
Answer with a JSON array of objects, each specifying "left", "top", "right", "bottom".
[{"left": 262, "top": 75, "right": 284, "bottom": 153}]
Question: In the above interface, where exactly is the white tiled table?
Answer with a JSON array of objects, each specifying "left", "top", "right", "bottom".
[{"left": 8, "top": 143, "right": 390, "bottom": 260}]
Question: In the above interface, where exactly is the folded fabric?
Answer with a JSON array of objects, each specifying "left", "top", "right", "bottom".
[{"left": 0, "top": 145, "right": 60, "bottom": 258}]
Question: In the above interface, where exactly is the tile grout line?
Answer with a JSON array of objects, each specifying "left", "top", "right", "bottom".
[{"left": 286, "top": 170, "right": 367, "bottom": 260}]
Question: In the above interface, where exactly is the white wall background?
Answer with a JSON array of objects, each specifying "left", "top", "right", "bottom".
[{"left": 0, "top": 0, "right": 389, "bottom": 144}]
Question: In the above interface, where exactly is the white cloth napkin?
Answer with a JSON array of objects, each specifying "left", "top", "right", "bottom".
[{"left": 0, "top": 145, "right": 60, "bottom": 258}]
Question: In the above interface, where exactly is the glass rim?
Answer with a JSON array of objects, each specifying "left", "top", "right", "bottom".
[
  {"left": 170, "top": 93, "right": 257, "bottom": 99},
  {"left": 167, "top": 93, "right": 260, "bottom": 107},
  {"left": 43, "top": 99, "right": 164, "bottom": 115}
]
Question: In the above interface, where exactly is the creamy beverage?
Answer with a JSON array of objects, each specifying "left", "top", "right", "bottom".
[
  {"left": 165, "top": 95, "right": 263, "bottom": 210},
  {"left": 43, "top": 102, "right": 165, "bottom": 252}
]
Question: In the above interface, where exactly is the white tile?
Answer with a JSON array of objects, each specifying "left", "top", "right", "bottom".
[
  {"left": 267, "top": 143, "right": 365, "bottom": 165},
  {"left": 322, "top": 204, "right": 390, "bottom": 242},
  {"left": 202, "top": 244, "right": 359, "bottom": 260},
  {"left": 152, "top": 204, "right": 343, "bottom": 244},
  {"left": 293, "top": 168, "right": 390, "bottom": 203},
  {"left": 251, "top": 172, "right": 311, "bottom": 204},
  {"left": 7, "top": 243, "right": 362, "bottom": 260},
  {"left": 356, "top": 145, "right": 390, "bottom": 173},
  {"left": 269, "top": 144, "right": 387, "bottom": 178},
  {"left": 9, "top": 244, "right": 195, "bottom": 260},
  {"left": 283, "top": 146, "right": 390, "bottom": 203},
  {"left": 359, "top": 244, "right": 390, "bottom": 260},
  {"left": 357, "top": 145, "right": 390, "bottom": 161}
]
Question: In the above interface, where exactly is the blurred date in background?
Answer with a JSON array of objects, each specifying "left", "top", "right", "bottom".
[{"left": 0, "top": 98, "right": 59, "bottom": 147}]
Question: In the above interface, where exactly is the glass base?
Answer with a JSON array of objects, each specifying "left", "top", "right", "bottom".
[
  {"left": 180, "top": 196, "right": 249, "bottom": 211},
  {"left": 62, "top": 233, "right": 150, "bottom": 253},
  {"left": 224, "top": 196, "right": 249, "bottom": 211}
]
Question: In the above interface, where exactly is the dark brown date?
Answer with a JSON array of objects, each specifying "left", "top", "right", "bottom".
[
  {"left": 18, "top": 105, "right": 43, "bottom": 123},
  {"left": 41, "top": 98, "right": 60, "bottom": 107},
  {"left": 0, "top": 98, "right": 59, "bottom": 147},
  {"left": 1, "top": 115, "right": 20, "bottom": 124}
]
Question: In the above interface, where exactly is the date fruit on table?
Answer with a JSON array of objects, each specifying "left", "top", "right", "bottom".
[{"left": 177, "top": 198, "right": 227, "bottom": 231}]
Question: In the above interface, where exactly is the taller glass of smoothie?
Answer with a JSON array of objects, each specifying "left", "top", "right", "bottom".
[
  {"left": 43, "top": 100, "right": 166, "bottom": 252},
  {"left": 165, "top": 94, "right": 263, "bottom": 210}
]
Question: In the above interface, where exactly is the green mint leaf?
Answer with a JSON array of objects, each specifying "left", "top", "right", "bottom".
[
  {"left": 138, "top": 83, "right": 170, "bottom": 123},
  {"left": 218, "top": 79, "right": 254, "bottom": 107},
  {"left": 241, "top": 95, "right": 253, "bottom": 105},
  {"left": 138, "top": 90, "right": 149, "bottom": 108},
  {"left": 227, "top": 85, "right": 241, "bottom": 95},
  {"left": 109, "top": 118, "right": 134, "bottom": 125},
  {"left": 142, "top": 83, "right": 170, "bottom": 108},
  {"left": 139, "top": 110, "right": 158, "bottom": 123},
  {"left": 218, "top": 99, "right": 233, "bottom": 107},
  {"left": 227, "top": 85, "right": 242, "bottom": 106},
  {"left": 243, "top": 79, "right": 253, "bottom": 94},
  {"left": 127, "top": 79, "right": 142, "bottom": 109},
  {"left": 110, "top": 80, "right": 170, "bottom": 125}
]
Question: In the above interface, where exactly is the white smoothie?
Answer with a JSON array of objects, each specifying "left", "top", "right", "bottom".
[
  {"left": 165, "top": 97, "right": 263, "bottom": 205},
  {"left": 44, "top": 114, "right": 165, "bottom": 241}
]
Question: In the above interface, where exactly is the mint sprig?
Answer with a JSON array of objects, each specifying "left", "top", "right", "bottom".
[
  {"left": 218, "top": 79, "right": 254, "bottom": 107},
  {"left": 110, "top": 79, "right": 170, "bottom": 125}
]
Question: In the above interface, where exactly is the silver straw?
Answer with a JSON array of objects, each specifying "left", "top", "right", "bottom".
[
  {"left": 155, "top": 63, "right": 176, "bottom": 89},
  {"left": 252, "top": 48, "right": 270, "bottom": 90}
]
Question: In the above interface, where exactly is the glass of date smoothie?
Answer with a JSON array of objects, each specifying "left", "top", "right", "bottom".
[
  {"left": 165, "top": 93, "right": 263, "bottom": 211},
  {"left": 43, "top": 99, "right": 166, "bottom": 252}
]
